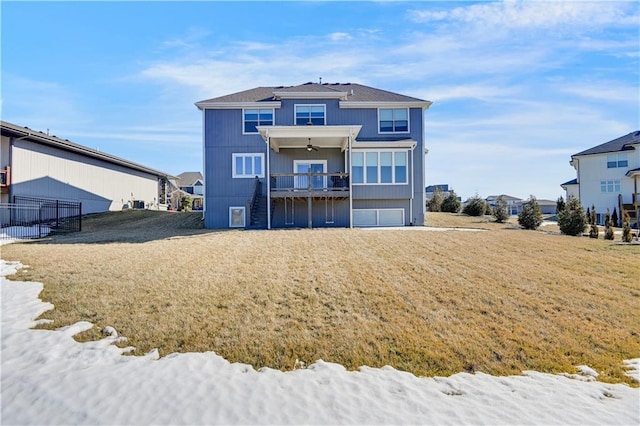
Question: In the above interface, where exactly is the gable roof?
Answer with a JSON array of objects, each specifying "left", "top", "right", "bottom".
[
  {"left": 573, "top": 131, "right": 640, "bottom": 157},
  {"left": 177, "top": 171, "right": 203, "bottom": 186},
  {"left": 1, "top": 121, "right": 173, "bottom": 179},
  {"left": 196, "top": 82, "right": 430, "bottom": 107}
]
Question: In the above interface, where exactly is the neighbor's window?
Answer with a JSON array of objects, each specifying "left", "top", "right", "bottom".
[
  {"left": 607, "top": 154, "right": 628, "bottom": 168},
  {"left": 243, "top": 109, "right": 273, "bottom": 133},
  {"left": 295, "top": 105, "right": 325, "bottom": 125},
  {"left": 379, "top": 108, "right": 409, "bottom": 133},
  {"left": 600, "top": 179, "right": 621, "bottom": 193},
  {"left": 232, "top": 153, "right": 264, "bottom": 178},
  {"left": 352, "top": 151, "right": 408, "bottom": 185}
]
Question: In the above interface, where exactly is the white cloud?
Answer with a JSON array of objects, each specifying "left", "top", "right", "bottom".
[
  {"left": 329, "top": 32, "right": 353, "bottom": 42},
  {"left": 409, "top": 1, "right": 639, "bottom": 30}
]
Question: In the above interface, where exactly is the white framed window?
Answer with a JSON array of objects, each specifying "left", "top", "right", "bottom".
[
  {"left": 607, "top": 153, "right": 628, "bottom": 168},
  {"left": 600, "top": 179, "right": 621, "bottom": 193},
  {"left": 243, "top": 108, "right": 274, "bottom": 134},
  {"left": 229, "top": 207, "right": 245, "bottom": 228},
  {"left": 378, "top": 108, "right": 409, "bottom": 133},
  {"left": 295, "top": 104, "right": 325, "bottom": 125},
  {"left": 232, "top": 153, "right": 264, "bottom": 178},
  {"left": 351, "top": 150, "right": 408, "bottom": 185}
]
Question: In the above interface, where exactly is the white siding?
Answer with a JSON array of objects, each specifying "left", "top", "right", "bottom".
[
  {"left": 11, "top": 140, "right": 160, "bottom": 214},
  {"left": 576, "top": 150, "right": 639, "bottom": 214}
]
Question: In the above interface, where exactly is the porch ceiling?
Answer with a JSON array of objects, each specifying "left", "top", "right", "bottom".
[{"left": 256, "top": 125, "right": 362, "bottom": 152}]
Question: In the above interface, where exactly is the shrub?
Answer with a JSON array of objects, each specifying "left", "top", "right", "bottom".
[
  {"left": 484, "top": 202, "right": 493, "bottom": 215},
  {"left": 518, "top": 196, "right": 543, "bottom": 230},
  {"left": 622, "top": 211, "right": 633, "bottom": 243},
  {"left": 441, "top": 191, "right": 461, "bottom": 213},
  {"left": 557, "top": 197, "right": 587, "bottom": 236},
  {"left": 180, "top": 195, "right": 192, "bottom": 212},
  {"left": 556, "top": 196, "right": 565, "bottom": 214},
  {"left": 588, "top": 204, "right": 599, "bottom": 239},
  {"left": 427, "top": 188, "right": 443, "bottom": 212},
  {"left": 604, "top": 210, "right": 614, "bottom": 240},
  {"left": 462, "top": 196, "right": 486, "bottom": 217},
  {"left": 493, "top": 196, "right": 509, "bottom": 223}
]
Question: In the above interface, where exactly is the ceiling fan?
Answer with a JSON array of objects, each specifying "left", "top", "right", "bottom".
[{"left": 306, "top": 138, "right": 319, "bottom": 151}]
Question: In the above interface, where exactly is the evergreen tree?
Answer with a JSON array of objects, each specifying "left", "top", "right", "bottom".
[
  {"left": 493, "top": 196, "right": 509, "bottom": 223},
  {"left": 427, "top": 188, "right": 443, "bottom": 212},
  {"left": 622, "top": 211, "right": 633, "bottom": 243},
  {"left": 518, "top": 196, "right": 543, "bottom": 230},
  {"left": 441, "top": 190, "right": 461, "bottom": 213},
  {"left": 556, "top": 196, "right": 565, "bottom": 214},
  {"left": 462, "top": 195, "right": 486, "bottom": 217},
  {"left": 588, "top": 204, "right": 599, "bottom": 239},
  {"left": 612, "top": 208, "right": 619, "bottom": 228},
  {"left": 557, "top": 197, "right": 587, "bottom": 236},
  {"left": 604, "top": 209, "right": 614, "bottom": 240}
]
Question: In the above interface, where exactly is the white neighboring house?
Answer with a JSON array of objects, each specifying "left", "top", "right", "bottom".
[
  {"left": 562, "top": 130, "right": 640, "bottom": 226},
  {"left": 1, "top": 121, "right": 173, "bottom": 213},
  {"left": 486, "top": 194, "right": 522, "bottom": 215}
]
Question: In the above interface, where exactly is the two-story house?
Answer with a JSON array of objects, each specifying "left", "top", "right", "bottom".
[
  {"left": 195, "top": 82, "right": 432, "bottom": 229},
  {"left": 176, "top": 171, "right": 204, "bottom": 210},
  {"left": 562, "top": 131, "right": 640, "bottom": 226}
]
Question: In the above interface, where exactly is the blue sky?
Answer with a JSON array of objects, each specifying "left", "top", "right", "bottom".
[{"left": 2, "top": 1, "right": 638, "bottom": 201}]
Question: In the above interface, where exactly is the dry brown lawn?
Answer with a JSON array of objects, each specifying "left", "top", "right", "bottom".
[{"left": 3, "top": 210, "right": 639, "bottom": 385}]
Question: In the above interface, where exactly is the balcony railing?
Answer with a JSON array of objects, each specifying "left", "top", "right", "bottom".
[{"left": 270, "top": 172, "right": 349, "bottom": 197}]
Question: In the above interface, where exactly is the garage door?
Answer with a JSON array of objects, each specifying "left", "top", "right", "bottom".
[{"left": 353, "top": 209, "right": 404, "bottom": 227}]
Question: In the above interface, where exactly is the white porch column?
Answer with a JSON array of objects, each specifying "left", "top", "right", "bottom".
[
  {"left": 266, "top": 135, "right": 271, "bottom": 230},
  {"left": 348, "top": 135, "right": 353, "bottom": 229}
]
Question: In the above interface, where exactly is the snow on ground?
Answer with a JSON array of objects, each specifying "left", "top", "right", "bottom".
[
  {"left": 0, "top": 225, "right": 50, "bottom": 245},
  {"left": 1, "top": 259, "right": 639, "bottom": 426}
]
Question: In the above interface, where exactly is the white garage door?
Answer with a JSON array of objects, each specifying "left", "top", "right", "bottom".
[{"left": 353, "top": 209, "right": 404, "bottom": 227}]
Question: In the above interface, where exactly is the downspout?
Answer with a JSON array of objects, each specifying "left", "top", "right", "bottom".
[
  {"left": 348, "top": 134, "right": 353, "bottom": 228},
  {"left": 266, "top": 133, "right": 271, "bottom": 230}
]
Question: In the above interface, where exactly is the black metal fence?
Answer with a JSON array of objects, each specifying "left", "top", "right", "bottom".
[{"left": 0, "top": 196, "right": 82, "bottom": 241}]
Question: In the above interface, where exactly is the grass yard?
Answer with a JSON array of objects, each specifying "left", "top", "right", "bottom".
[{"left": 3, "top": 210, "right": 639, "bottom": 385}]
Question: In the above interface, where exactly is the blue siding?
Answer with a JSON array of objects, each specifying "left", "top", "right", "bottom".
[{"left": 202, "top": 92, "right": 427, "bottom": 229}]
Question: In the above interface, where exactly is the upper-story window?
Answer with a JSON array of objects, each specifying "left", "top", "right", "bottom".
[
  {"left": 243, "top": 109, "right": 273, "bottom": 133},
  {"left": 295, "top": 105, "right": 325, "bottom": 125},
  {"left": 379, "top": 108, "right": 409, "bottom": 133},
  {"left": 607, "top": 153, "right": 628, "bottom": 168}
]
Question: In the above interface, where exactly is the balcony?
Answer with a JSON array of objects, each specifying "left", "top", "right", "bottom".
[{"left": 270, "top": 172, "right": 349, "bottom": 199}]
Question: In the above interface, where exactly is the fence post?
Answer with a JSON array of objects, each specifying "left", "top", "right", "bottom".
[{"left": 79, "top": 202, "right": 82, "bottom": 232}]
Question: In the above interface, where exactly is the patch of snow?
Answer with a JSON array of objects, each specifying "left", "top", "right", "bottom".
[
  {"left": 1, "top": 259, "right": 639, "bottom": 425},
  {"left": 0, "top": 225, "right": 50, "bottom": 245}
]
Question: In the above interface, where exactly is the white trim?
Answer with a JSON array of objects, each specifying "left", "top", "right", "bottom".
[
  {"left": 195, "top": 101, "right": 281, "bottom": 110},
  {"left": 229, "top": 206, "right": 246, "bottom": 228},
  {"left": 378, "top": 107, "right": 410, "bottom": 134},
  {"left": 340, "top": 101, "right": 432, "bottom": 109},
  {"left": 201, "top": 109, "right": 206, "bottom": 220},
  {"left": 294, "top": 104, "right": 326, "bottom": 126},
  {"left": 242, "top": 108, "right": 275, "bottom": 135},
  {"left": 351, "top": 149, "right": 409, "bottom": 185},
  {"left": 232, "top": 153, "right": 265, "bottom": 178},
  {"left": 266, "top": 136, "right": 271, "bottom": 230}
]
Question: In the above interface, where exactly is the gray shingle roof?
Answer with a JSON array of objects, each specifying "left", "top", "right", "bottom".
[
  {"left": 196, "top": 82, "right": 429, "bottom": 104},
  {"left": 561, "top": 178, "right": 578, "bottom": 186},
  {"left": 573, "top": 131, "right": 640, "bottom": 157},
  {"left": 177, "top": 171, "right": 203, "bottom": 186}
]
